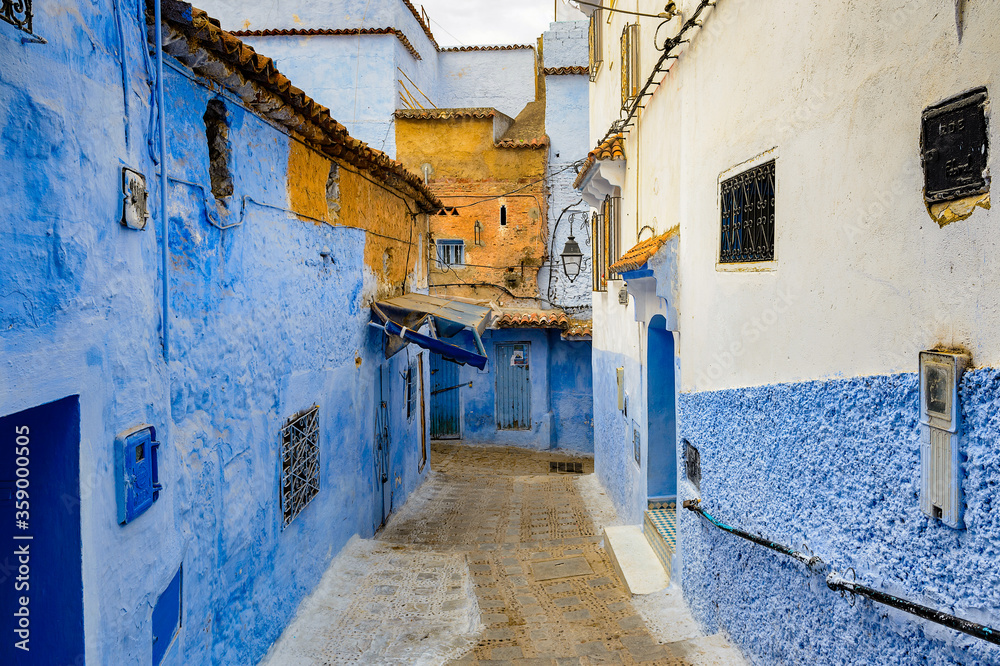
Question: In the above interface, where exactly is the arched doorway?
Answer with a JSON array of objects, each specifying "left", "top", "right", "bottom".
[{"left": 646, "top": 315, "right": 676, "bottom": 500}]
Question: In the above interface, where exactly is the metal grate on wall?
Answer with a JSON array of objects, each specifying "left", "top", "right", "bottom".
[
  {"left": 720, "top": 159, "right": 776, "bottom": 263},
  {"left": 280, "top": 405, "right": 320, "bottom": 528},
  {"left": 621, "top": 23, "right": 641, "bottom": 108},
  {"left": 1, "top": 0, "right": 32, "bottom": 34},
  {"left": 592, "top": 195, "right": 622, "bottom": 292},
  {"left": 588, "top": 7, "right": 604, "bottom": 81}
]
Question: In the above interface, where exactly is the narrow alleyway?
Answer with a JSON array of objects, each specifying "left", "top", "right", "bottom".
[{"left": 263, "top": 444, "right": 744, "bottom": 665}]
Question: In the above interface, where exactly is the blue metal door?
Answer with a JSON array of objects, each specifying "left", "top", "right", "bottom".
[
  {"left": 430, "top": 353, "right": 461, "bottom": 439},
  {"left": 496, "top": 342, "right": 531, "bottom": 430},
  {"left": 374, "top": 365, "right": 392, "bottom": 530}
]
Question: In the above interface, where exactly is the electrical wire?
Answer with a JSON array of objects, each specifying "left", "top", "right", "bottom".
[
  {"left": 572, "top": 0, "right": 678, "bottom": 19},
  {"left": 448, "top": 160, "right": 586, "bottom": 209}
]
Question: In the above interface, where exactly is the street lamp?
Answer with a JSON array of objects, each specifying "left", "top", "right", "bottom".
[{"left": 560, "top": 235, "right": 584, "bottom": 282}]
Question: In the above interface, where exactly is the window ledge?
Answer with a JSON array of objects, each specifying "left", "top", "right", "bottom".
[{"left": 715, "top": 261, "right": 777, "bottom": 273}]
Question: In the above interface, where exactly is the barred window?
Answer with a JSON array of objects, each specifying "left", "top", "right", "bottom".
[
  {"left": 1, "top": 0, "right": 32, "bottom": 34},
  {"left": 588, "top": 7, "right": 604, "bottom": 81},
  {"left": 720, "top": 160, "right": 776, "bottom": 263},
  {"left": 406, "top": 360, "right": 418, "bottom": 420},
  {"left": 436, "top": 239, "right": 465, "bottom": 268},
  {"left": 280, "top": 405, "right": 320, "bottom": 527},
  {"left": 621, "top": 23, "right": 640, "bottom": 107},
  {"left": 592, "top": 194, "right": 622, "bottom": 292}
]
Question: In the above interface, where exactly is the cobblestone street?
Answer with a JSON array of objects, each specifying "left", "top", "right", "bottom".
[{"left": 264, "top": 444, "right": 744, "bottom": 665}]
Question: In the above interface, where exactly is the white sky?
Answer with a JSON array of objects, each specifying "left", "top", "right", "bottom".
[{"left": 414, "top": 0, "right": 584, "bottom": 47}]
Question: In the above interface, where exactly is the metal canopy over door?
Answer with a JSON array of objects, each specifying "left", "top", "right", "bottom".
[
  {"left": 496, "top": 342, "right": 531, "bottom": 430},
  {"left": 430, "top": 353, "right": 461, "bottom": 439},
  {"left": 374, "top": 365, "right": 392, "bottom": 530}
]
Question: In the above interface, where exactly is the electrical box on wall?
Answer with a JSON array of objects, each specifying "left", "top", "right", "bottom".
[
  {"left": 617, "top": 367, "right": 625, "bottom": 410},
  {"left": 115, "top": 424, "right": 162, "bottom": 525},
  {"left": 919, "top": 351, "right": 968, "bottom": 528}
]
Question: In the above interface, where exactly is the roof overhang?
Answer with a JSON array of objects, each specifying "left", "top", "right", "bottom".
[
  {"left": 370, "top": 293, "right": 492, "bottom": 369},
  {"left": 578, "top": 160, "right": 626, "bottom": 208}
]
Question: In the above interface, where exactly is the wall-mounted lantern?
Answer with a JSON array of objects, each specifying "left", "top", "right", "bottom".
[
  {"left": 560, "top": 235, "right": 584, "bottom": 282},
  {"left": 474, "top": 220, "right": 484, "bottom": 246}
]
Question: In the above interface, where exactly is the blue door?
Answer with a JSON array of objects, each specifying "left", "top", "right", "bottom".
[
  {"left": 374, "top": 365, "right": 392, "bottom": 530},
  {"left": 647, "top": 318, "right": 677, "bottom": 499},
  {"left": 496, "top": 342, "right": 531, "bottom": 430},
  {"left": 430, "top": 354, "right": 460, "bottom": 439}
]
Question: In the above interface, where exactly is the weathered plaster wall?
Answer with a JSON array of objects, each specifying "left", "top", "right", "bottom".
[
  {"left": 395, "top": 115, "right": 548, "bottom": 306},
  {"left": 678, "top": 371, "right": 1000, "bottom": 665},
  {"left": 438, "top": 48, "right": 538, "bottom": 119},
  {"left": 233, "top": 34, "right": 403, "bottom": 154},
  {"left": 541, "top": 67, "right": 591, "bottom": 314},
  {"left": 0, "top": 3, "right": 430, "bottom": 661},
  {"left": 453, "top": 329, "right": 593, "bottom": 451},
  {"left": 542, "top": 19, "right": 588, "bottom": 70}
]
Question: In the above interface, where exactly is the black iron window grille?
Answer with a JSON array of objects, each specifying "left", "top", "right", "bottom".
[
  {"left": 588, "top": 7, "right": 603, "bottom": 81},
  {"left": 406, "top": 361, "right": 418, "bottom": 420},
  {"left": 436, "top": 239, "right": 464, "bottom": 268},
  {"left": 591, "top": 194, "right": 622, "bottom": 291},
  {"left": 1, "top": 0, "right": 32, "bottom": 34},
  {"left": 621, "top": 23, "right": 640, "bottom": 107},
  {"left": 720, "top": 159, "right": 776, "bottom": 263},
  {"left": 280, "top": 405, "right": 320, "bottom": 527}
]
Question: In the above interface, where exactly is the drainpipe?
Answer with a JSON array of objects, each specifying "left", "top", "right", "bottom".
[{"left": 154, "top": 0, "right": 169, "bottom": 362}]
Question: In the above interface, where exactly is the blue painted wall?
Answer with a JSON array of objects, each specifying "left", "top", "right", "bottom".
[
  {"left": 0, "top": 2, "right": 429, "bottom": 663},
  {"left": 678, "top": 370, "right": 1000, "bottom": 665},
  {"left": 450, "top": 329, "right": 593, "bottom": 452}
]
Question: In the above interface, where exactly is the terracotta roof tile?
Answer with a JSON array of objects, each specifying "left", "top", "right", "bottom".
[
  {"left": 562, "top": 320, "right": 592, "bottom": 339},
  {"left": 494, "top": 137, "right": 549, "bottom": 149},
  {"left": 441, "top": 44, "right": 534, "bottom": 52},
  {"left": 230, "top": 27, "right": 422, "bottom": 60},
  {"left": 494, "top": 309, "right": 569, "bottom": 330},
  {"left": 573, "top": 134, "right": 626, "bottom": 189},
  {"left": 154, "top": 0, "right": 442, "bottom": 212},
  {"left": 400, "top": 0, "right": 439, "bottom": 50},
  {"left": 394, "top": 108, "right": 498, "bottom": 120},
  {"left": 608, "top": 228, "right": 678, "bottom": 275},
  {"left": 543, "top": 66, "right": 588, "bottom": 76}
]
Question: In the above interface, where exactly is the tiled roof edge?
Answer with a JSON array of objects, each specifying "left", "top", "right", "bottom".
[
  {"left": 230, "top": 27, "right": 422, "bottom": 61},
  {"left": 394, "top": 108, "right": 498, "bottom": 120},
  {"left": 400, "top": 0, "right": 440, "bottom": 50},
  {"left": 543, "top": 66, "right": 588, "bottom": 76},
  {"left": 494, "top": 137, "right": 549, "bottom": 149},
  {"left": 155, "top": 0, "right": 443, "bottom": 213},
  {"left": 441, "top": 44, "right": 535, "bottom": 52}
]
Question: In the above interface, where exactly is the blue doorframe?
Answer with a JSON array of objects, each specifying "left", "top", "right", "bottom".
[
  {"left": 647, "top": 317, "right": 677, "bottom": 499},
  {"left": 374, "top": 365, "right": 392, "bottom": 530},
  {"left": 430, "top": 354, "right": 461, "bottom": 439}
]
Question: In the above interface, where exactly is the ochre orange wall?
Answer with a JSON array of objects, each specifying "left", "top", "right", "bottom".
[{"left": 395, "top": 116, "right": 548, "bottom": 306}]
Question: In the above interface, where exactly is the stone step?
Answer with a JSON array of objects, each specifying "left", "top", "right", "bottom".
[
  {"left": 602, "top": 525, "right": 669, "bottom": 595},
  {"left": 643, "top": 504, "right": 676, "bottom": 580}
]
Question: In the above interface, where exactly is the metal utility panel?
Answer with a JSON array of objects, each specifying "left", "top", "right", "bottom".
[
  {"left": 919, "top": 350, "right": 968, "bottom": 528},
  {"left": 431, "top": 353, "right": 461, "bottom": 439},
  {"left": 496, "top": 343, "right": 531, "bottom": 431},
  {"left": 115, "top": 424, "right": 162, "bottom": 525},
  {"left": 921, "top": 88, "right": 989, "bottom": 204}
]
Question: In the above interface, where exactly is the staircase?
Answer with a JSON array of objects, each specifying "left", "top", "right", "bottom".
[
  {"left": 643, "top": 499, "right": 677, "bottom": 580},
  {"left": 602, "top": 500, "right": 677, "bottom": 595}
]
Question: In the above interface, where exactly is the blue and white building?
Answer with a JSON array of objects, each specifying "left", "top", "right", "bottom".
[{"left": 580, "top": 0, "right": 1000, "bottom": 663}]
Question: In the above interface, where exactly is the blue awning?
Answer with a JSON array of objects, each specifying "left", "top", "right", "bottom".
[{"left": 371, "top": 294, "right": 492, "bottom": 369}]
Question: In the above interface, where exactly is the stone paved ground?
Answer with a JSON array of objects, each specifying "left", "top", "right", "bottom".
[
  {"left": 377, "top": 443, "right": 703, "bottom": 665},
  {"left": 263, "top": 443, "right": 745, "bottom": 665}
]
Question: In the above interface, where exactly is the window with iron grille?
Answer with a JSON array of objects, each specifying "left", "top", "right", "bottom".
[
  {"left": 592, "top": 194, "right": 622, "bottom": 291},
  {"left": 280, "top": 405, "right": 320, "bottom": 528},
  {"left": 588, "top": 7, "right": 604, "bottom": 81},
  {"left": 406, "top": 360, "right": 418, "bottom": 420},
  {"left": 720, "top": 160, "right": 776, "bottom": 264},
  {"left": 621, "top": 23, "right": 641, "bottom": 108},
  {"left": 1, "top": 0, "right": 32, "bottom": 34},
  {"left": 436, "top": 239, "right": 464, "bottom": 268}
]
